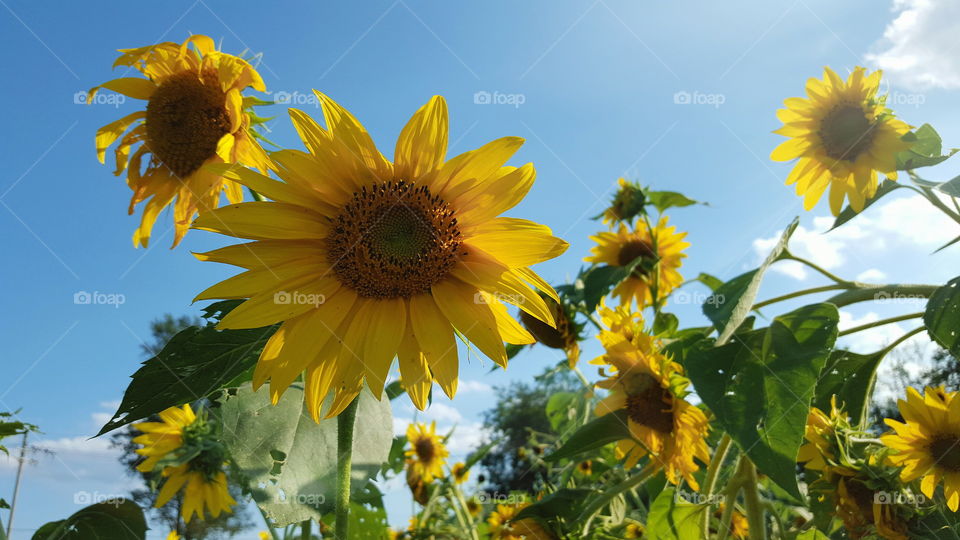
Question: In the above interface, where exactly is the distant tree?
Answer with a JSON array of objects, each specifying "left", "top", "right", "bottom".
[
  {"left": 109, "top": 314, "right": 253, "bottom": 539},
  {"left": 478, "top": 366, "right": 582, "bottom": 494}
]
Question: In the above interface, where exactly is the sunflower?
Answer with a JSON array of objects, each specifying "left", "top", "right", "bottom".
[
  {"left": 881, "top": 386, "right": 960, "bottom": 511},
  {"left": 89, "top": 34, "right": 272, "bottom": 248},
  {"left": 797, "top": 396, "right": 856, "bottom": 478},
  {"left": 713, "top": 504, "right": 749, "bottom": 540},
  {"left": 600, "top": 177, "right": 645, "bottom": 224},
  {"left": 405, "top": 422, "right": 449, "bottom": 484},
  {"left": 487, "top": 502, "right": 553, "bottom": 539},
  {"left": 133, "top": 404, "right": 235, "bottom": 523},
  {"left": 519, "top": 292, "right": 582, "bottom": 366},
  {"left": 623, "top": 522, "right": 645, "bottom": 538},
  {"left": 451, "top": 461, "right": 469, "bottom": 484},
  {"left": 585, "top": 217, "right": 688, "bottom": 308},
  {"left": 771, "top": 66, "right": 911, "bottom": 215},
  {"left": 834, "top": 477, "right": 910, "bottom": 540},
  {"left": 191, "top": 93, "right": 567, "bottom": 418},
  {"left": 166, "top": 533, "right": 180, "bottom": 540},
  {"left": 576, "top": 460, "right": 593, "bottom": 476},
  {"left": 466, "top": 498, "right": 483, "bottom": 517}
]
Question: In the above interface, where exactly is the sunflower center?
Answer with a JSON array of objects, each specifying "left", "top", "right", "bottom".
[
  {"left": 415, "top": 438, "right": 436, "bottom": 463},
  {"left": 928, "top": 436, "right": 960, "bottom": 472},
  {"left": 617, "top": 240, "right": 657, "bottom": 277},
  {"left": 328, "top": 181, "right": 462, "bottom": 299},
  {"left": 145, "top": 69, "right": 231, "bottom": 178},
  {"left": 819, "top": 104, "right": 875, "bottom": 161},
  {"left": 623, "top": 372, "right": 674, "bottom": 433}
]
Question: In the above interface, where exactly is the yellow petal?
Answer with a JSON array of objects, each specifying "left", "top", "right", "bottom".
[
  {"left": 192, "top": 201, "right": 327, "bottom": 240},
  {"left": 408, "top": 293, "right": 459, "bottom": 398},
  {"left": 431, "top": 278, "right": 506, "bottom": 368},
  {"left": 394, "top": 96, "right": 448, "bottom": 181}
]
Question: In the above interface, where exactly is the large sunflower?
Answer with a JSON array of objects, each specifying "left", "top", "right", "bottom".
[
  {"left": 405, "top": 421, "right": 449, "bottom": 484},
  {"left": 192, "top": 93, "right": 567, "bottom": 418},
  {"left": 592, "top": 305, "right": 710, "bottom": 489},
  {"left": 881, "top": 386, "right": 960, "bottom": 511},
  {"left": 585, "top": 217, "right": 688, "bottom": 308},
  {"left": 771, "top": 66, "right": 911, "bottom": 215},
  {"left": 89, "top": 35, "right": 271, "bottom": 247},
  {"left": 133, "top": 404, "right": 235, "bottom": 523}
]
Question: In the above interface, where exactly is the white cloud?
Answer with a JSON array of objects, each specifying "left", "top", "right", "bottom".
[
  {"left": 867, "top": 0, "right": 960, "bottom": 90},
  {"left": 836, "top": 310, "right": 927, "bottom": 354},
  {"left": 457, "top": 380, "right": 493, "bottom": 394},
  {"left": 752, "top": 215, "right": 877, "bottom": 281},
  {"left": 856, "top": 268, "right": 887, "bottom": 282}
]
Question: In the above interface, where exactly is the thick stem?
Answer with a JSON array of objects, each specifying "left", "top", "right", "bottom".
[
  {"left": 739, "top": 461, "right": 766, "bottom": 540},
  {"left": 838, "top": 312, "right": 923, "bottom": 337},
  {"left": 826, "top": 284, "right": 937, "bottom": 308},
  {"left": 335, "top": 397, "right": 359, "bottom": 539},
  {"left": 580, "top": 463, "right": 657, "bottom": 535},
  {"left": 700, "top": 434, "right": 733, "bottom": 538},
  {"left": 300, "top": 519, "right": 311, "bottom": 540},
  {"left": 782, "top": 252, "right": 852, "bottom": 286},
  {"left": 752, "top": 284, "right": 847, "bottom": 311}
]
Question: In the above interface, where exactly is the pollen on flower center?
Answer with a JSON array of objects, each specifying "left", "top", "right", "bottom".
[
  {"left": 818, "top": 104, "right": 875, "bottom": 161},
  {"left": 327, "top": 180, "right": 463, "bottom": 299},
  {"left": 623, "top": 373, "right": 674, "bottom": 433},
  {"left": 145, "top": 69, "right": 231, "bottom": 178},
  {"left": 928, "top": 436, "right": 960, "bottom": 472},
  {"left": 415, "top": 438, "right": 435, "bottom": 463},
  {"left": 618, "top": 239, "right": 657, "bottom": 277}
]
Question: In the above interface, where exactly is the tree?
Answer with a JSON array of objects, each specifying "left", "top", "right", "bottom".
[
  {"left": 478, "top": 365, "right": 582, "bottom": 494},
  {"left": 109, "top": 314, "right": 253, "bottom": 539}
]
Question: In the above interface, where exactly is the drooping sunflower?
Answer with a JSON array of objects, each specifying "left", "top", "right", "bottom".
[
  {"left": 592, "top": 305, "right": 710, "bottom": 489},
  {"left": 771, "top": 66, "right": 911, "bottom": 215},
  {"left": 600, "top": 177, "right": 646, "bottom": 224},
  {"left": 192, "top": 93, "right": 567, "bottom": 418},
  {"left": 834, "top": 476, "right": 910, "bottom": 540},
  {"left": 519, "top": 292, "right": 582, "bottom": 366},
  {"left": 451, "top": 461, "right": 469, "bottom": 484},
  {"left": 881, "top": 386, "right": 960, "bottom": 511},
  {"left": 487, "top": 502, "right": 553, "bottom": 539},
  {"left": 89, "top": 35, "right": 272, "bottom": 248},
  {"left": 405, "top": 421, "right": 449, "bottom": 484},
  {"left": 798, "top": 396, "right": 857, "bottom": 477},
  {"left": 133, "top": 404, "right": 235, "bottom": 523},
  {"left": 585, "top": 217, "right": 688, "bottom": 308}
]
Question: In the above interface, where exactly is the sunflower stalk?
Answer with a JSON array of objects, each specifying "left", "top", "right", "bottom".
[
  {"left": 737, "top": 460, "right": 766, "bottom": 540},
  {"left": 335, "top": 397, "right": 359, "bottom": 539},
  {"left": 579, "top": 462, "right": 657, "bottom": 535},
  {"left": 700, "top": 433, "right": 733, "bottom": 537},
  {"left": 837, "top": 311, "right": 923, "bottom": 337}
]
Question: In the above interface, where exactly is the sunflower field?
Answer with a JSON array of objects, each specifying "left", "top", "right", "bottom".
[{"left": 4, "top": 5, "right": 960, "bottom": 540}]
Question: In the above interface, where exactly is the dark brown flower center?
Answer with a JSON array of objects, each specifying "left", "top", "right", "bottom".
[
  {"left": 928, "top": 436, "right": 960, "bottom": 472},
  {"left": 623, "top": 372, "right": 674, "bottom": 433},
  {"left": 327, "top": 181, "right": 463, "bottom": 299},
  {"left": 818, "top": 104, "right": 875, "bottom": 162},
  {"left": 145, "top": 69, "right": 231, "bottom": 178},
  {"left": 617, "top": 239, "right": 657, "bottom": 277},
  {"left": 415, "top": 438, "right": 436, "bottom": 463}
]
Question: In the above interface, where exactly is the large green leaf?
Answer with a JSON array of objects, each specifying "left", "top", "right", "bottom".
[
  {"left": 814, "top": 349, "right": 885, "bottom": 426},
  {"left": 687, "top": 303, "right": 839, "bottom": 500},
  {"left": 896, "top": 124, "right": 958, "bottom": 170},
  {"left": 32, "top": 500, "right": 146, "bottom": 540},
  {"left": 219, "top": 384, "right": 392, "bottom": 526},
  {"left": 97, "top": 323, "right": 276, "bottom": 436},
  {"left": 924, "top": 276, "right": 960, "bottom": 357},
  {"left": 645, "top": 190, "right": 701, "bottom": 213},
  {"left": 703, "top": 218, "right": 798, "bottom": 345},
  {"left": 645, "top": 488, "right": 707, "bottom": 540},
  {"left": 830, "top": 179, "right": 903, "bottom": 231},
  {"left": 545, "top": 410, "right": 631, "bottom": 462}
]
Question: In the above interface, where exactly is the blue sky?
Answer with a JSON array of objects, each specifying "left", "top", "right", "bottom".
[{"left": 2, "top": 0, "right": 960, "bottom": 537}]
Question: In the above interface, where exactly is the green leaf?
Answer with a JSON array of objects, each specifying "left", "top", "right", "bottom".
[
  {"left": 582, "top": 265, "right": 630, "bottom": 313},
  {"left": 924, "top": 276, "right": 960, "bottom": 357},
  {"left": 96, "top": 324, "right": 276, "bottom": 436},
  {"left": 545, "top": 392, "right": 581, "bottom": 432},
  {"left": 815, "top": 349, "right": 885, "bottom": 427},
  {"left": 703, "top": 217, "right": 798, "bottom": 345},
  {"left": 32, "top": 500, "right": 146, "bottom": 540},
  {"left": 653, "top": 312, "right": 680, "bottom": 336},
  {"left": 645, "top": 488, "right": 708, "bottom": 540},
  {"left": 645, "top": 190, "right": 700, "bottom": 213},
  {"left": 514, "top": 488, "right": 592, "bottom": 523},
  {"left": 545, "top": 410, "right": 631, "bottom": 462},
  {"left": 896, "top": 124, "right": 958, "bottom": 170},
  {"left": 796, "top": 530, "right": 830, "bottom": 540},
  {"left": 696, "top": 273, "right": 724, "bottom": 292},
  {"left": 830, "top": 179, "right": 903, "bottom": 230},
  {"left": 687, "top": 303, "right": 839, "bottom": 500},
  {"left": 384, "top": 380, "right": 404, "bottom": 400},
  {"left": 219, "top": 384, "right": 392, "bottom": 526}
]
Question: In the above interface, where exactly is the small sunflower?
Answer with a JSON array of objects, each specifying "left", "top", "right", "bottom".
[
  {"left": 166, "top": 533, "right": 180, "bottom": 540},
  {"left": 835, "top": 477, "right": 910, "bottom": 540},
  {"left": 466, "top": 498, "right": 483, "bottom": 517},
  {"left": 451, "top": 461, "right": 469, "bottom": 484},
  {"left": 623, "top": 522, "right": 645, "bottom": 538},
  {"left": 192, "top": 93, "right": 567, "bottom": 419},
  {"left": 600, "top": 177, "right": 646, "bottom": 224},
  {"left": 585, "top": 217, "right": 688, "bottom": 308},
  {"left": 798, "top": 396, "right": 857, "bottom": 478},
  {"left": 487, "top": 502, "right": 552, "bottom": 539},
  {"left": 771, "top": 66, "right": 911, "bottom": 215},
  {"left": 713, "top": 504, "right": 749, "bottom": 540},
  {"left": 89, "top": 35, "right": 272, "bottom": 248},
  {"left": 405, "top": 422, "right": 449, "bottom": 484},
  {"left": 592, "top": 305, "right": 710, "bottom": 489},
  {"left": 133, "top": 404, "right": 235, "bottom": 523},
  {"left": 519, "top": 292, "right": 582, "bottom": 366},
  {"left": 576, "top": 460, "right": 593, "bottom": 476},
  {"left": 881, "top": 386, "right": 960, "bottom": 511}
]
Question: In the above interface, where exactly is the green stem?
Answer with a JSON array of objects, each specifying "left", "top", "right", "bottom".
[
  {"left": 921, "top": 186, "right": 960, "bottom": 224},
  {"left": 580, "top": 463, "right": 657, "bottom": 535},
  {"left": 248, "top": 187, "right": 265, "bottom": 202},
  {"left": 335, "top": 397, "right": 359, "bottom": 539},
  {"left": 700, "top": 434, "right": 733, "bottom": 538},
  {"left": 451, "top": 483, "right": 480, "bottom": 540},
  {"left": 739, "top": 461, "right": 766, "bottom": 540},
  {"left": 838, "top": 312, "right": 924, "bottom": 337},
  {"left": 752, "top": 284, "right": 847, "bottom": 311},
  {"left": 879, "top": 326, "right": 925, "bottom": 356},
  {"left": 827, "top": 284, "right": 938, "bottom": 308},
  {"left": 300, "top": 519, "right": 311, "bottom": 540},
  {"left": 782, "top": 252, "right": 852, "bottom": 286}
]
